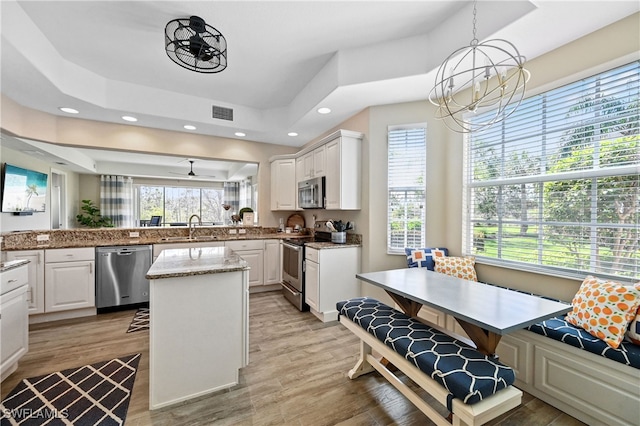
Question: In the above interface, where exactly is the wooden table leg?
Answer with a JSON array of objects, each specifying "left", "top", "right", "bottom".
[
  {"left": 384, "top": 291, "right": 502, "bottom": 358},
  {"left": 455, "top": 319, "right": 502, "bottom": 357},
  {"left": 385, "top": 292, "right": 423, "bottom": 317}
]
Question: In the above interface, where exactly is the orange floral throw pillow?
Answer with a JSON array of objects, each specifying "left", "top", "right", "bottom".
[
  {"left": 565, "top": 276, "right": 640, "bottom": 349},
  {"left": 434, "top": 256, "right": 478, "bottom": 282}
]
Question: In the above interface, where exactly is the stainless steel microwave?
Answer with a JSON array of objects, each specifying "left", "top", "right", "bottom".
[{"left": 298, "top": 176, "right": 325, "bottom": 209}]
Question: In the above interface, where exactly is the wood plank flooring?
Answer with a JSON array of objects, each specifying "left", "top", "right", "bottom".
[{"left": 1, "top": 291, "right": 586, "bottom": 425}]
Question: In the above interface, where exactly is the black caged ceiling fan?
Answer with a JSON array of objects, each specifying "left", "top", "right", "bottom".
[
  {"left": 169, "top": 160, "right": 217, "bottom": 179},
  {"left": 165, "top": 15, "right": 227, "bottom": 73}
]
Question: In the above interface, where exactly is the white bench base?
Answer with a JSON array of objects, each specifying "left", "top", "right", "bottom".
[
  {"left": 340, "top": 316, "right": 522, "bottom": 426},
  {"left": 497, "top": 329, "right": 640, "bottom": 426}
]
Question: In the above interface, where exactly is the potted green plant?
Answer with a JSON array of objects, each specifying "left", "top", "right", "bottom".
[{"left": 76, "top": 199, "right": 113, "bottom": 228}]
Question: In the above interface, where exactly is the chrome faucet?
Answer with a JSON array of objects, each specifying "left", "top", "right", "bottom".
[{"left": 188, "top": 214, "right": 201, "bottom": 239}]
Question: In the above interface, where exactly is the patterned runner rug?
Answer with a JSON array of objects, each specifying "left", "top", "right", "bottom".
[
  {"left": 0, "top": 353, "right": 141, "bottom": 425},
  {"left": 126, "top": 308, "right": 149, "bottom": 333}
]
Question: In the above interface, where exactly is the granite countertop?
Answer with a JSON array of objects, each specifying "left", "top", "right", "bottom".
[
  {"left": 146, "top": 246, "right": 250, "bottom": 280},
  {"left": 306, "top": 241, "right": 361, "bottom": 249},
  {"left": 1, "top": 229, "right": 312, "bottom": 251},
  {"left": 0, "top": 259, "right": 29, "bottom": 273},
  {"left": 1, "top": 228, "right": 362, "bottom": 251}
]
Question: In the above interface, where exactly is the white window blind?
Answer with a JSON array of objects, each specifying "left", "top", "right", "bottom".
[
  {"left": 464, "top": 61, "right": 640, "bottom": 281},
  {"left": 388, "top": 124, "right": 427, "bottom": 254}
]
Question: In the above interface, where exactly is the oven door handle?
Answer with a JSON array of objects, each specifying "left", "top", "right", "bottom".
[{"left": 281, "top": 282, "right": 300, "bottom": 296}]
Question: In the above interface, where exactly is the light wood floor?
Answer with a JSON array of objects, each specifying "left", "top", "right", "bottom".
[{"left": 1, "top": 291, "right": 586, "bottom": 425}]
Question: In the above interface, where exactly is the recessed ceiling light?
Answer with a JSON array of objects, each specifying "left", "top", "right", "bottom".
[
  {"left": 184, "top": 125, "right": 196, "bottom": 130},
  {"left": 59, "top": 107, "right": 79, "bottom": 114},
  {"left": 288, "top": 132, "right": 298, "bottom": 137},
  {"left": 235, "top": 132, "right": 246, "bottom": 137},
  {"left": 317, "top": 107, "right": 331, "bottom": 114},
  {"left": 122, "top": 115, "right": 138, "bottom": 122}
]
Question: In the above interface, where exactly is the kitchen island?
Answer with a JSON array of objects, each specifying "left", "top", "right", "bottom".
[{"left": 146, "top": 246, "right": 250, "bottom": 410}]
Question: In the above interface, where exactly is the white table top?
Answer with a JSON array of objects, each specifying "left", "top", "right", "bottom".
[{"left": 356, "top": 268, "right": 571, "bottom": 335}]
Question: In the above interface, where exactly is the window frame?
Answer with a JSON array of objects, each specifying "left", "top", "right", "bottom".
[
  {"left": 462, "top": 61, "right": 640, "bottom": 283},
  {"left": 387, "top": 123, "right": 427, "bottom": 255}
]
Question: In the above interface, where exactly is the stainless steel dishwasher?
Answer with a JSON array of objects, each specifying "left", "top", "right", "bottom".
[{"left": 96, "top": 245, "right": 152, "bottom": 310}]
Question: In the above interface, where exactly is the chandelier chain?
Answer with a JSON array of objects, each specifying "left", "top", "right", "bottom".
[{"left": 471, "top": 0, "right": 478, "bottom": 45}]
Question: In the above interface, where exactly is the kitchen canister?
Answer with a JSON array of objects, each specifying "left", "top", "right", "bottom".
[{"left": 331, "top": 231, "right": 346, "bottom": 244}]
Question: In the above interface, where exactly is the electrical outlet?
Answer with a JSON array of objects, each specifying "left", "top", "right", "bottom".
[
  {"left": 129, "top": 231, "right": 140, "bottom": 238},
  {"left": 36, "top": 234, "right": 50, "bottom": 242},
  {"left": 239, "top": 229, "right": 247, "bottom": 234},
  {"left": 228, "top": 229, "right": 237, "bottom": 235}
]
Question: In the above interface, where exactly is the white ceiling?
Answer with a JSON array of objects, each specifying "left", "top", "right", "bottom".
[{"left": 1, "top": 1, "right": 638, "bottom": 179}]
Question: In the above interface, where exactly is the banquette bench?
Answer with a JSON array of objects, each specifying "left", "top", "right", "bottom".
[
  {"left": 337, "top": 297, "right": 523, "bottom": 426},
  {"left": 494, "top": 290, "right": 640, "bottom": 426},
  {"left": 401, "top": 247, "right": 640, "bottom": 425}
]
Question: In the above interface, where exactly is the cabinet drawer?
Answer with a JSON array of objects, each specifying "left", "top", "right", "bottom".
[
  {"left": 226, "top": 240, "right": 263, "bottom": 251},
  {"left": 46, "top": 247, "right": 95, "bottom": 263},
  {"left": 305, "top": 247, "right": 319, "bottom": 262},
  {"left": 1, "top": 265, "right": 28, "bottom": 294}
]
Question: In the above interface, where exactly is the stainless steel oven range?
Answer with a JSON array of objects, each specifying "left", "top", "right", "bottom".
[{"left": 281, "top": 232, "right": 331, "bottom": 311}]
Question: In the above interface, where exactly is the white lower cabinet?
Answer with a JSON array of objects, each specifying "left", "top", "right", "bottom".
[
  {"left": 305, "top": 256, "right": 320, "bottom": 311},
  {"left": 225, "top": 239, "right": 281, "bottom": 289},
  {"left": 226, "top": 240, "right": 264, "bottom": 288},
  {"left": 5, "top": 250, "right": 45, "bottom": 314},
  {"left": 44, "top": 248, "right": 95, "bottom": 312},
  {"left": 237, "top": 250, "right": 264, "bottom": 287},
  {"left": 304, "top": 246, "right": 361, "bottom": 322},
  {"left": 263, "top": 240, "right": 281, "bottom": 285},
  {"left": 1, "top": 264, "right": 29, "bottom": 381}
]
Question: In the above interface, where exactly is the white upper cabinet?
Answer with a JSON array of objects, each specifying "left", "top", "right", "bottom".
[
  {"left": 270, "top": 158, "right": 296, "bottom": 211},
  {"left": 298, "top": 145, "right": 326, "bottom": 181},
  {"left": 324, "top": 133, "right": 362, "bottom": 210},
  {"left": 270, "top": 129, "right": 363, "bottom": 212}
]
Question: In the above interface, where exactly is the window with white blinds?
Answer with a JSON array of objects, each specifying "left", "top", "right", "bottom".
[
  {"left": 388, "top": 124, "right": 427, "bottom": 254},
  {"left": 464, "top": 61, "right": 640, "bottom": 281}
]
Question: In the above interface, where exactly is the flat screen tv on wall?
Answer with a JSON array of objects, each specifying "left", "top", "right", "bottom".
[{"left": 1, "top": 163, "right": 48, "bottom": 214}]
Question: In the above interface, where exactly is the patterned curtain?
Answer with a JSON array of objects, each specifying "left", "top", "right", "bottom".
[
  {"left": 100, "top": 175, "right": 134, "bottom": 228},
  {"left": 223, "top": 181, "right": 240, "bottom": 213}
]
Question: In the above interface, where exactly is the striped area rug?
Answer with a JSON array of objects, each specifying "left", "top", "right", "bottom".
[
  {"left": 126, "top": 308, "right": 149, "bottom": 333},
  {"left": 0, "top": 353, "right": 141, "bottom": 425}
]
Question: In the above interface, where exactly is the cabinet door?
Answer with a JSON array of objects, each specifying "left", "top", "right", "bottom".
[
  {"left": 6, "top": 250, "right": 45, "bottom": 314},
  {"left": 271, "top": 159, "right": 296, "bottom": 210},
  {"left": 45, "top": 261, "right": 95, "bottom": 312},
  {"left": 303, "top": 152, "right": 314, "bottom": 179},
  {"left": 305, "top": 259, "right": 319, "bottom": 311},
  {"left": 236, "top": 250, "right": 264, "bottom": 287},
  {"left": 263, "top": 240, "right": 281, "bottom": 285},
  {"left": 0, "top": 286, "right": 28, "bottom": 377},
  {"left": 323, "top": 136, "right": 361, "bottom": 210},
  {"left": 324, "top": 138, "right": 340, "bottom": 209},
  {"left": 313, "top": 145, "right": 326, "bottom": 176}
]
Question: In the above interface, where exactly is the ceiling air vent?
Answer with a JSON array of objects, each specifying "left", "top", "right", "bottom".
[{"left": 212, "top": 105, "right": 233, "bottom": 121}]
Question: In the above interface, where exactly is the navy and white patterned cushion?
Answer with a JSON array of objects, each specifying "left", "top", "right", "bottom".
[
  {"left": 404, "top": 247, "right": 448, "bottom": 270},
  {"left": 337, "top": 297, "right": 515, "bottom": 408},
  {"left": 527, "top": 316, "right": 640, "bottom": 369},
  {"left": 487, "top": 283, "right": 640, "bottom": 369}
]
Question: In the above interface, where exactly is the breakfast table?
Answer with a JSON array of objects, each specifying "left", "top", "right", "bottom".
[{"left": 356, "top": 268, "right": 571, "bottom": 356}]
